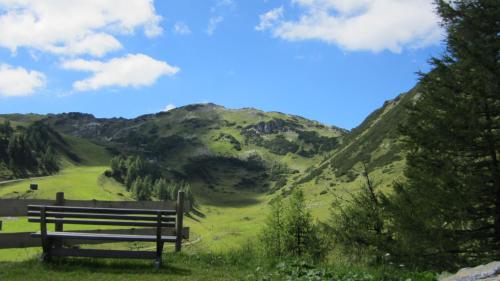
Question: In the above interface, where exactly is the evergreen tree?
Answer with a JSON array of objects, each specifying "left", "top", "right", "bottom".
[
  {"left": 385, "top": 0, "right": 500, "bottom": 268},
  {"left": 154, "top": 178, "right": 170, "bottom": 200},
  {"left": 40, "top": 146, "right": 58, "bottom": 174},
  {"left": 25, "top": 122, "right": 50, "bottom": 152},
  {"left": 131, "top": 177, "right": 143, "bottom": 200},
  {"left": 261, "top": 189, "right": 326, "bottom": 260},
  {"left": 141, "top": 175, "right": 153, "bottom": 200},
  {"left": 328, "top": 163, "right": 388, "bottom": 263},
  {"left": 0, "top": 120, "right": 13, "bottom": 138},
  {"left": 0, "top": 121, "right": 10, "bottom": 161},
  {"left": 261, "top": 196, "right": 286, "bottom": 258},
  {"left": 7, "top": 134, "right": 36, "bottom": 175},
  {"left": 125, "top": 156, "right": 141, "bottom": 190},
  {"left": 283, "top": 189, "right": 315, "bottom": 257},
  {"left": 169, "top": 181, "right": 180, "bottom": 201},
  {"left": 110, "top": 155, "right": 127, "bottom": 180},
  {"left": 131, "top": 176, "right": 152, "bottom": 201},
  {"left": 181, "top": 182, "right": 195, "bottom": 207}
]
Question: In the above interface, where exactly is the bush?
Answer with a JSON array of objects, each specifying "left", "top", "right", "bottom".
[{"left": 246, "top": 260, "right": 436, "bottom": 281}]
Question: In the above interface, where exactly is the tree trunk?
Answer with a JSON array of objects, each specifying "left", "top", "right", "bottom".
[{"left": 481, "top": 100, "right": 500, "bottom": 257}]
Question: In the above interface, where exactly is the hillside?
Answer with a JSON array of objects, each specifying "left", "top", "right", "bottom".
[
  {"left": 0, "top": 118, "right": 112, "bottom": 181},
  {"left": 0, "top": 92, "right": 413, "bottom": 200},
  {"left": 290, "top": 89, "right": 418, "bottom": 197},
  {"left": 37, "top": 104, "right": 345, "bottom": 199}
]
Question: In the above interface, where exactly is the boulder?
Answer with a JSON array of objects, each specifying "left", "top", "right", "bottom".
[{"left": 440, "top": 262, "right": 500, "bottom": 281}]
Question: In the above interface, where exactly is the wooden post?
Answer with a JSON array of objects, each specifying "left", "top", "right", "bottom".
[
  {"left": 155, "top": 212, "right": 163, "bottom": 269},
  {"left": 40, "top": 206, "right": 51, "bottom": 261},
  {"left": 54, "top": 192, "right": 64, "bottom": 248},
  {"left": 175, "top": 191, "right": 184, "bottom": 252}
]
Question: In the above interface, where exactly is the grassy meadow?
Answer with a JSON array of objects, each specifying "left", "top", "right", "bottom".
[
  {"left": 0, "top": 166, "right": 131, "bottom": 200},
  {"left": 0, "top": 162, "right": 431, "bottom": 280},
  {"left": 0, "top": 126, "right": 425, "bottom": 279}
]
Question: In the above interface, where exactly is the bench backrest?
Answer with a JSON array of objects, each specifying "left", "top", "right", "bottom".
[{"left": 27, "top": 205, "right": 177, "bottom": 228}]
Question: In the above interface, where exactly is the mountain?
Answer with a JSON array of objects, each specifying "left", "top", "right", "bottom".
[
  {"left": 0, "top": 90, "right": 414, "bottom": 199},
  {"left": 41, "top": 104, "right": 343, "bottom": 194}
]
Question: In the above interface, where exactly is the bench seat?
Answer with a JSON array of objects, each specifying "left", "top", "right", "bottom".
[{"left": 32, "top": 231, "right": 177, "bottom": 243}]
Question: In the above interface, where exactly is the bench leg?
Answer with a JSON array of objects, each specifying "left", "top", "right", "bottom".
[
  {"left": 41, "top": 238, "right": 53, "bottom": 262},
  {"left": 154, "top": 241, "right": 164, "bottom": 269}
]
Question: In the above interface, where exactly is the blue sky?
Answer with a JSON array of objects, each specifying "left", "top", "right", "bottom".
[{"left": 0, "top": 0, "right": 445, "bottom": 129}]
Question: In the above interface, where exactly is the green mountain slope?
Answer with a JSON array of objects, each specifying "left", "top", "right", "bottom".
[
  {"left": 293, "top": 89, "right": 418, "bottom": 191},
  {"left": 41, "top": 104, "right": 345, "bottom": 196},
  {"left": 1, "top": 90, "right": 415, "bottom": 202},
  {"left": 0, "top": 118, "right": 112, "bottom": 181}
]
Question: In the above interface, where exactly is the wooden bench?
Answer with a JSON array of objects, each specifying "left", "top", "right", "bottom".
[{"left": 27, "top": 191, "right": 185, "bottom": 268}]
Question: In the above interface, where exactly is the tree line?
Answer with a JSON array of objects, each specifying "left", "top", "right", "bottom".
[
  {"left": 0, "top": 121, "right": 59, "bottom": 178},
  {"left": 107, "top": 155, "right": 195, "bottom": 203}
]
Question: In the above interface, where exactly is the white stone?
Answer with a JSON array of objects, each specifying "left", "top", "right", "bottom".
[{"left": 440, "top": 262, "right": 500, "bottom": 281}]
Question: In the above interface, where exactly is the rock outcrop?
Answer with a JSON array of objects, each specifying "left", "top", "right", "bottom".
[{"left": 440, "top": 262, "right": 500, "bottom": 281}]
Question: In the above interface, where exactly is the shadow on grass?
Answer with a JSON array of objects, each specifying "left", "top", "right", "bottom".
[
  {"left": 187, "top": 207, "right": 205, "bottom": 221},
  {"left": 15, "top": 257, "right": 192, "bottom": 276},
  {"left": 208, "top": 197, "right": 261, "bottom": 207}
]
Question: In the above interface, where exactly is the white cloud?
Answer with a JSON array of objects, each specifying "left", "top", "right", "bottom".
[
  {"left": 0, "top": 0, "right": 163, "bottom": 57},
  {"left": 62, "top": 54, "right": 180, "bottom": 92},
  {"left": 163, "top": 104, "right": 176, "bottom": 111},
  {"left": 0, "top": 64, "right": 45, "bottom": 97},
  {"left": 211, "top": 0, "right": 236, "bottom": 12},
  {"left": 173, "top": 22, "right": 191, "bottom": 35},
  {"left": 46, "top": 33, "right": 122, "bottom": 57},
  {"left": 206, "top": 16, "right": 223, "bottom": 36},
  {"left": 255, "top": 7, "right": 284, "bottom": 31},
  {"left": 257, "top": 0, "right": 442, "bottom": 53}
]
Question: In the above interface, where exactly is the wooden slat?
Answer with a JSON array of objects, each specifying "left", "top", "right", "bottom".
[
  {"left": 31, "top": 232, "right": 177, "bottom": 243},
  {"left": 27, "top": 211, "right": 176, "bottom": 222},
  {"left": 0, "top": 199, "right": 190, "bottom": 217},
  {"left": 28, "top": 218, "right": 175, "bottom": 227},
  {"left": 0, "top": 227, "right": 189, "bottom": 249},
  {"left": 28, "top": 205, "right": 176, "bottom": 215},
  {"left": 51, "top": 248, "right": 157, "bottom": 259},
  {"left": 66, "top": 200, "right": 183, "bottom": 211}
]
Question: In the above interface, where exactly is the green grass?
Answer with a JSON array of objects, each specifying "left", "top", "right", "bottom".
[
  {"left": 0, "top": 254, "right": 251, "bottom": 281},
  {"left": 0, "top": 166, "right": 131, "bottom": 200},
  {"left": 0, "top": 162, "right": 433, "bottom": 280},
  {"left": 0, "top": 165, "right": 267, "bottom": 253},
  {"left": 185, "top": 199, "right": 267, "bottom": 252},
  {"left": 0, "top": 252, "right": 436, "bottom": 281},
  {"left": 0, "top": 100, "right": 431, "bottom": 279},
  {"left": 0, "top": 162, "right": 396, "bottom": 253},
  {"left": 0, "top": 165, "right": 352, "bottom": 251},
  {"left": 0, "top": 166, "right": 135, "bottom": 264},
  {"left": 64, "top": 135, "right": 112, "bottom": 166}
]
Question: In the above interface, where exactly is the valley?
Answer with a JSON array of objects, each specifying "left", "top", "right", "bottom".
[{"left": 0, "top": 90, "right": 411, "bottom": 260}]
